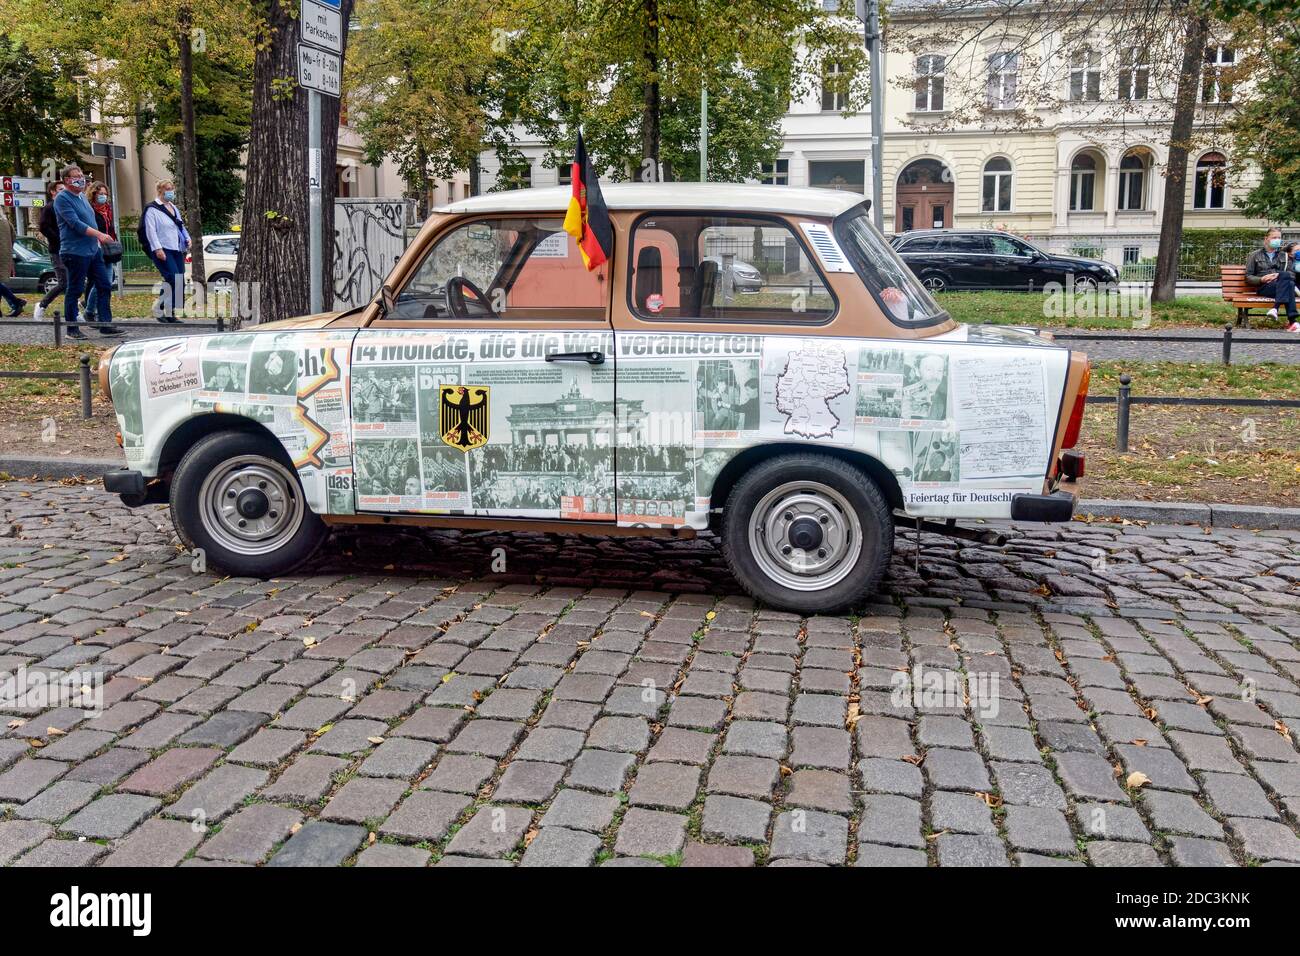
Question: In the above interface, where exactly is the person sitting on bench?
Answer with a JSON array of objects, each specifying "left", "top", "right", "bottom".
[{"left": 1245, "top": 227, "right": 1298, "bottom": 331}]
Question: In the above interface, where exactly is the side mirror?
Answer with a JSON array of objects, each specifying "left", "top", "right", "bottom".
[{"left": 379, "top": 283, "right": 397, "bottom": 314}]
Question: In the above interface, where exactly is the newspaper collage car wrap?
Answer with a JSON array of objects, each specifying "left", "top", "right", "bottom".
[
  {"left": 108, "top": 323, "right": 1070, "bottom": 528},
  {"left": 107, "top": 328, "right": 359, "bottom": 516}
]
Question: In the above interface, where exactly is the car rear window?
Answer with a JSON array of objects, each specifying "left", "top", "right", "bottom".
[{"left": 834, "top": 205, "right": 947, "bottom": 328}]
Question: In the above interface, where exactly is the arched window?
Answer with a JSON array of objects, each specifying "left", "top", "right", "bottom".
[
  {"left": 1118, "top": 151, "right": 1147, "bottom": 211},
  {"left": 1070, "top": 153, "right": 1097, "bottom": 211},
  {"left": 1194, "top": 151, "right": 1227, "bottom": 209},
  {"left": 982, "top": 157, "right": 1013, "bottom": 212}
]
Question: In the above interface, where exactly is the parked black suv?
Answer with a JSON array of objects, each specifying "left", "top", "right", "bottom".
[{"left": 889, "top": 229, "right": 1120, "bottom": 292}]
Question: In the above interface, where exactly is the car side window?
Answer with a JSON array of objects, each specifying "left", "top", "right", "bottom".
[
  {"left": 989, "top": 235, "right": 1028, "bottom": 256},
  {"left": 628, "top": 213, "right": 835, "bottom": 323},
  {"left": 390, "top": 217, "right": 608, "bottom": 322},
  {"left": 208, "top": 238, "right": 238, "bottom": 256},
  {"left": 949, "top": 235, "right": 989, "bottom": 254}
]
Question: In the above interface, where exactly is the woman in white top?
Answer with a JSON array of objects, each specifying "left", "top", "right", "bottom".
[{"left": 143, "top": 180, "right": 190, "bottom": 322}]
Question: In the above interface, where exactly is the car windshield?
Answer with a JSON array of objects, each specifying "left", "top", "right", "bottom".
[
  {"left": 834, "top": 205, "right": 947, "bottom": 327},
  {"left": 15, "top": 237, "right": 48, "bottom": 259}
]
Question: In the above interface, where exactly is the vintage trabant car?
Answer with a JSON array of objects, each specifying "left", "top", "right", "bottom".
[{"left": 100, "top": 183, "right": 1089, "bottom": 613}]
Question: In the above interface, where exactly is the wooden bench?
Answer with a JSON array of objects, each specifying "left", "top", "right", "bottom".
[{"left": 1220, "top": 265, "right": 1278, "bottom": 327}]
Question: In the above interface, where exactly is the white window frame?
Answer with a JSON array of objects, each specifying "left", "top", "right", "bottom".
[
  {"left": 821, "top": 61, "right": 847, "bottom": 112},
  {"left": 1068, "top": 50, "right": 1101, "bottom": 102},
  {"left": 1118, "top": 153, "right": 1147, "bottom": 211},
  {"left": 981, "top": 157, "right": 1014, "bottom": 212},
  {"left": 1193, "top": 152, "right": 1227, "bottom": 209},
  {"left": 986, "top": 52, "right": 1019, "bottom": 110},
  {"left": 759, "top": 158, "right": 789, "bottom": 185},
  {"left": 1069, "top": 154, "right": 1097, "bottom": 211},
  {"left": 1202, "top": 45, "right": 1235, "bottom": 104},
  {"left": 914, "top": 54, "right": 946, "bottom": 112},
  {"left": 1118, "top": 47, "right": 1149, "bottom": 101}
]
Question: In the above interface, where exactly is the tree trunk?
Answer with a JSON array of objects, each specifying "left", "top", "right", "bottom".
[
  {"left": 135, "top": 102, "right": 149, "bottom": 214},
  {"left": 1152, "top": 12, "right": 1209, "bottom": 303},
  {"left": 469, "top": 155, "right": 480, "bottom": 197},
  {"left": 238, "top": 0, "right": 354, "bottom": 323},
  {"left": 640, "top": 0, "right": 660, "bottom": 180},
  {"left": 178, "top": 5, "right": 205, "bottom": 293}
]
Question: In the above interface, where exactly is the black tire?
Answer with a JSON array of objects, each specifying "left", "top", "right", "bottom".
[
  {"left": 170, "top": 430, "right": 327, "bottom": 577},
  {"left": 919, "top": 271, "right": 949, "bottom": 293},
  {"left": 40, "top": 273, "right": 59, "bottom": 294},
  {"left": 720, "top": 453, "right": 893, "bottom": 614},
  {"left": 208, "top": 272, "right": 235, "bottom": 291}
]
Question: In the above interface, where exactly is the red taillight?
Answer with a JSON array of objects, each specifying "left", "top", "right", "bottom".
[{"left": 1062, "top": 363, "right": 1089, "bottom": 449}]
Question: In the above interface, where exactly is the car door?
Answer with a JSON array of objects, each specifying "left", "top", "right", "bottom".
[
  {"left": 350, "top": 215, "right": 616, "bottom": 522},
  {"left": 942, "top": 235, "right": 990, "bottom": 288},
  {"left": 987, "top": 234, "right": 1036, "bottom": 290}
]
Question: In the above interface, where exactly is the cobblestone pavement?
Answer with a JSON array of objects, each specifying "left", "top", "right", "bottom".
[
  {"left": 1, "top": 481, "right": 1299, "bottom": 867},
  {"left": 1044, "top": 327, "right": 1300, "bottom": 365}
]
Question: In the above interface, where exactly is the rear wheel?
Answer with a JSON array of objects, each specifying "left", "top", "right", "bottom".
[
  {"left": 920, "top": 271, "right": 949, "bottom": 293},
  {"left": 207, "top": 272, "right": 236, "bottom": 293},
  {"left": 721, "top": 453, "right": 893, "bottom": 614},
  {"left": 170, "top": 430, "right": 327, "bottom": 577}
]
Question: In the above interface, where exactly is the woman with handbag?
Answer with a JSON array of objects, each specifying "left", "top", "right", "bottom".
[
  {"left": 142, "top": 180, "right": 189, "bottom": 322},
  {"left": 80, "top": 181, "right": 115, "bottom": 324}
]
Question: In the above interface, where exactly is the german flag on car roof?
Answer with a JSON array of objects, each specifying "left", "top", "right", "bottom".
[{"left": 563, "top": 131, "right": 612, "bottom": 270}]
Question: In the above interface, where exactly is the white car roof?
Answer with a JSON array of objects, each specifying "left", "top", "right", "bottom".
[{"left": 434, "top": 183, "right": 865, "bottom": 219}]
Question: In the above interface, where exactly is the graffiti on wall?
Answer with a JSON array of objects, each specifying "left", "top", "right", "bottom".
[{"left": 333, "top": 199, "right": 412, "bottom": 310}]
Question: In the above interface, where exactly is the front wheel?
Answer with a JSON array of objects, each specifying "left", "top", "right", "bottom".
[
  {"left": 170, "top": 430, "right": 327, "bottom": 577},
  {"left": 721, "top": 453, "right": 894, "bottom": 614}
]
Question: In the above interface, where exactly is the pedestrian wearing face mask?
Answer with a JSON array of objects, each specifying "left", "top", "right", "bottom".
[
  {"left": 80, "top": 181, "right": 115, "bottom": 325},
  {"left": 1245, "top": 227, "right": 1297, "bottom": 327},
  {"left": 34, "top": 181, "right": 67, "bottom": 321},
  {"left": 1282, "top": 242, "right": 1300, "bottom": 333},
  {"left": 141, "top": 179, "right": 189, "bottom": 322},
  {"left": 51, "top": 164, "right": 121, "bottom": 338}
]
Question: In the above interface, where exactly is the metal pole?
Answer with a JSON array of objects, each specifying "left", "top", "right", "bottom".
[
  {"left": 107, "top": 156, "right": 123, "bottom": 293},
  {"left": 700, "top": 85, "right": 708, "bottom": 182},
  {"left": 1222, "top": 323, "right": 1232, "bottom": 366},
  {"left": 78, "top": 353, "right": 92, "bottom": 419},
  {"left": 1116, "top": 374, "right": 1131, "bottom": 453},
  {"left": 863, "top": 0, "right": 885, "bottom": 231},
  {"left": 308, "top": 89, "right": 323, "bottom": 315}
]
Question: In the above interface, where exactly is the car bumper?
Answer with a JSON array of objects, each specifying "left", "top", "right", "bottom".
[
  {"left": 1010, "top": 490, "right": 1076, "bottom": 522},
  {"left": 103, "top": 468, "right": 149, "bottom": 506}
]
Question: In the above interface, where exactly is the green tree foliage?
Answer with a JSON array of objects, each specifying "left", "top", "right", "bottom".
[
  {"left": 347, "top": 0, "right": 506, "bottom": 208},
  {"left": 347, "top": 0, "right": 866, "bottom": 194},
  {"left": 0, "top": 34, "right": 87, "bottom": 174},
  {"left": 1226, "top": 31, "right": 1299, "bottom": 224},
  {"left": 143, "top": 55, "right": 252, "bottom": 231}
]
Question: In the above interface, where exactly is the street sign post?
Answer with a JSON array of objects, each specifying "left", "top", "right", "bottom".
[
  {"left": 91, "top": 142, "right": 128, "bottom": 291},
  {"left": 1, "top": 176, "right": 43, "bottom": 194},
  {"left": 297, "top": 44, "right": 342, "bottom": 97},
  {"left": 297, "top": 0, "right": 340, "bottom": 316},
  {"left": 1, "top": 193, "right": 44, "bottom": 208},
  {"left": 300, "top": 0, "right": 343, "bottom": 53}
]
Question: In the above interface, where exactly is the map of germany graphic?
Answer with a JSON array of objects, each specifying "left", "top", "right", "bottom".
[{"left": 774, "top": 343, "right": 851, "bottom": 439}]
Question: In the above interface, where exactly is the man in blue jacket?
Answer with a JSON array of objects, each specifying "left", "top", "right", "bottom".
[{"left": 52, "top": 164, "right": 121, "bottom": 338}]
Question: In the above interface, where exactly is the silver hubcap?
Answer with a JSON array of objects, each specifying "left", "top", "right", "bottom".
[
  {"left": 923, "top": 276, "right": 945, "bottom": 291},
  {"left": 198, "top": 455, "right": 304, "bottom": 556},
  {"left": 748, "top": 480, "right": 863, "bottom": 591}
]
